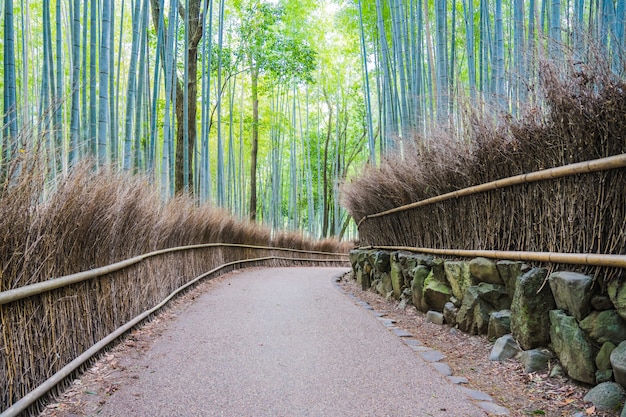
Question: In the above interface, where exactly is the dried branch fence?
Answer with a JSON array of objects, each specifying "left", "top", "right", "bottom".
[
  {"left": 0, "top": 243, "right": 348, "bottom": 416},
  {"left": 356, "top": 154, "right": 626, "bottom": 276}
]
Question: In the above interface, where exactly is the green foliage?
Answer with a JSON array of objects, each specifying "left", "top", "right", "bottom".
[{"left": 265, "top": 37, "right": 317, "bottom": 84}]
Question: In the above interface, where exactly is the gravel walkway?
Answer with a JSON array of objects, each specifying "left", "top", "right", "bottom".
[{"left": 98, "top": 267, "right": 488, "bottom": 417}]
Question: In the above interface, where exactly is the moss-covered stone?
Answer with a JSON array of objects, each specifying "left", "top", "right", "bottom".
[
  {"left": 583, "top": 382, "right": 625, "bottom": 411},
  {"left": 610, "top": 341, "right": 626, "bottom": 389},
  {"left": 411, "top": 265, "right": 430, "bottom": 312},
  {"left": 430, "top": 258, "right": 448, "bottom": 284},
  {"left": 443, "top": 302, "right": 458, "bottom": 326},
  {"left": 549, "top": 271, "right": 594, "bottom": 321},
  {"left": 510, "top": 268, "right": 555, "bottom": 350},
  {"left": 469, "top": 257, "right": 503, "bottom": 284},
  {"left": 367, "top": 250, "right": 390, "bottom": 273},
  {"left": 423, "top": 270, "right": 451, "bottom": 312},
  {"left": 550, "top": 309, "right": 596, "bottom": 385},
  {"left": 597, "top": 342, "right": 617, "bottom": 371},
  {"left": 476, "top": 282, "right": 511, "bottom": 311},
  {"left": 593, "top": 294, "right": 616, "bottom": 311},
  {"left": 456, "top": 285, "right": 493, "bottom": 335},
  {"left": 608, "top": 280, "right": 626, "bottom": 322},
  {"left": 596, "top": 369, "right": 614, "bottom": 384},
  {"left": 580, "top": 310, "right": 626, "bottom": 345},
  {"left": 444, "top": 261, "right": 474, "bottom": 301},
  {"left": 390, "top": 252, "right": 404, "bottom": 299},
  {"left": 496, "top": 260, "right": 529, "bottom": 297},
  {"left": 519, "top": 348, "right": 553, "bottom": 374},
  {"left": 381, "top": 272, "right": 393, "bottom": 297},
  {"left": 488, "top": 310, "right": 512, "bottom": 341},
  {"left": 398, "top": 252, "right": 434, "bottom": 287},
  {"left": 355, "top": 266, "right": 363, "bottom": 285}
]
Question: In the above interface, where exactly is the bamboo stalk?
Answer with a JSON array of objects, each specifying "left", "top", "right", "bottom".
[
  {"left": 360, "top": 245, "right": 626, "bottom": 269},
  {"left": 357, "top": 153, "right": 626, "bottom": 228},
  {"left": 0, "top": 255, "right": 349, "bottom": 417},
  {"left": 0, "top": 244, "right": 348, "bottom": 306}
]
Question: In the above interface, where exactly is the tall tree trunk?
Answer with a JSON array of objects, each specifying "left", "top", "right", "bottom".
[
  {"left": 173, "top": 0, "right": 204, "bottom": 195},
  {"left": 227, "top": 75, "right": 237, "bottom": 211},
  {"left": 463, "top": 0, "right": 476, "bottom": 98},
  {"left": 89, "top": 0, "right": 97, "bottom": 157},
  {"left": 3, "top": 0, "right": 18, "bottom": 155},
  {"left": 200, "top": 0, "right": 214, "bottom": 202},
  {"left": 391, "top": 0, "right": 409, "bottom": 139},
  {"left": 423, "top": 0, "right": 436, "bottom": 123},
  {"left": 69, "top": 0, "right": 81, "bottom": 166},
  {"left": 148, "top": 0, "right": 165, "bottom": 174},
  {"left": 289, "top": 84, "right": 298, "bottom": 230},
  {"left": 109, "top": 0, "right": 118, "bottom": 165},
  {"left": 215, "top": 0, "right": 225, "bottom": 204},
  {"left": 249, "top": 65, "right": 259, "bottom": 221},
  {"left": 54, "top": 0, "right": 64, "bottom": 171},
  {"left": 550, "top": 0, "right": 562, "bottom": 56},
  {"left": 495, "top": 0, "right": 506, "bottom": 109},
  {"left": 134, "top": 2, "right": 149, "bottom": 172},
  {"left": 150, "top": 0, "right": 203, "bottom": 195},
  {"left": 375, "top": 0, "right": 395, "bottom": 152},
  {"left": 514, "top": 0, "right": 526, "bottom": 106},
  {"left": 615, "top": 0, "right": 625, "bottom": 74},
  {"left": 449, "top": 0, "right": 456, "bottom": 116},
  {"left": 98, "top": 0, "right": 112, "bottom": 166},
  {"left": 41, "top": 0, "right": 56, "bottom": 176},
  {"left": 322, "top": 93, "right": 332, "bottom": 238},
  {"left": 19, "top": 0, "right": 29, "bottom": 138},
  {"left": 132, "top": 0, "right": 148, "bottom": 172},
  {"left": 435, "top": 0, "right": 449, "bottom": 122},
  {"left": 357, "top": 0, "right": 376, "bottom": 164},
  {"left": 81, "top": 0, "right": 88, "bottom": 155},
  {"left": 124, "top": 0, "right": 143, "bottom": 171},
  {"left": 182, "top": 0, "right": 191, "bottom": 192},
  {"left": 479, "top": 0, "right": 492, "bottom": 95}
]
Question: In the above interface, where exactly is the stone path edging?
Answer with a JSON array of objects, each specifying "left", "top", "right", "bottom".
[{"left": 333, "top": 275, "right": 511, "bottom": 416}]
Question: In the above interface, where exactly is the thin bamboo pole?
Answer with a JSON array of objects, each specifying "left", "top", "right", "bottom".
[
  {"left": 359, "top": 245, "right": 626, "bottom": 269},
  {"left": 0, "top": 256, "right": 348, "bottom": 417},
  {"left": 0, "top": 244, "right": 348, "bottom": 306},
  {"left": 357, "top": 153, "right": 626, "bottom": 228}
]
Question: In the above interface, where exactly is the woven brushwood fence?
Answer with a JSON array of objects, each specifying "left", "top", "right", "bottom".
[
  {"left": 0, "top": 244, "right": 348, "bottom": 414},
  {"left": 343, "top": 58, "right": 626, "bottom": 281},
  {"left": 355, "top": 154, "right": 626, "bottom": 280}
]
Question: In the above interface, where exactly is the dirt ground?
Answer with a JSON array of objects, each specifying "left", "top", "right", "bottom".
[
  {"left": 38, "top": 269, "right": 619, "bottom": 417},
  {"left": 337, "top": 273, "right": 619, "bottom": 417}
]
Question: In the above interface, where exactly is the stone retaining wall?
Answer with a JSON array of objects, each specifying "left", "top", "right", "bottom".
[{"left": 349, "top": 249, "right": 626, "bottom": 389}]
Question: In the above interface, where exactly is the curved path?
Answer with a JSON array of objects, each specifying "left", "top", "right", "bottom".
[{"left": 99, "top": 267, "right": 488, "bottom": 416}]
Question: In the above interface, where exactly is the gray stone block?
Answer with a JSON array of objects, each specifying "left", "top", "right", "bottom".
[
  {"left": 489, "top": 334, "right": 521, "bottom": 362},
  {"left": 548, "top": 271, "right": 594, "bottom": 321},
  {"left": 426, "top": 310, "right": 445, "bottom": 325},
  {"left": 583, "top": 382, "right": 626, "bottom": 411}
]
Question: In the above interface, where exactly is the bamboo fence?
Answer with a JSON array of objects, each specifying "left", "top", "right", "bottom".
[
  {"left": 0, "top": 244, "right": 349, "bottom": 415},
  {"left": 357, "top": 153, "right": 626, "bottom": 228},
  {"left": 355, "top": 154, "right": 626, "bottom": 276},
  {"left": 359, "top": 246, "right": 626, "bottom": 269}
]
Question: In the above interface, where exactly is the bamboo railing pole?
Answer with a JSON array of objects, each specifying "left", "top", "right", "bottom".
[
  {"left": 0, "top": 256, "right": 349, "bottom": 417},
  {"left": 0, "top": 244, "right": 348, "bottom": 306},
  {"left": 360, "top": 246, "right": 626, "bottom": 269},
  {"left": 357, "top": 153, "right": 626, "bottom": 228}
]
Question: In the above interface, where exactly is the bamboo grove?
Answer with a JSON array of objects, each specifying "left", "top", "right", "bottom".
[
  {"left": 356, "top": 0, "right": 625, "bottom": 155},
  {"left": 1, "top": 0, "right": 625, "bottom": 238}
]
